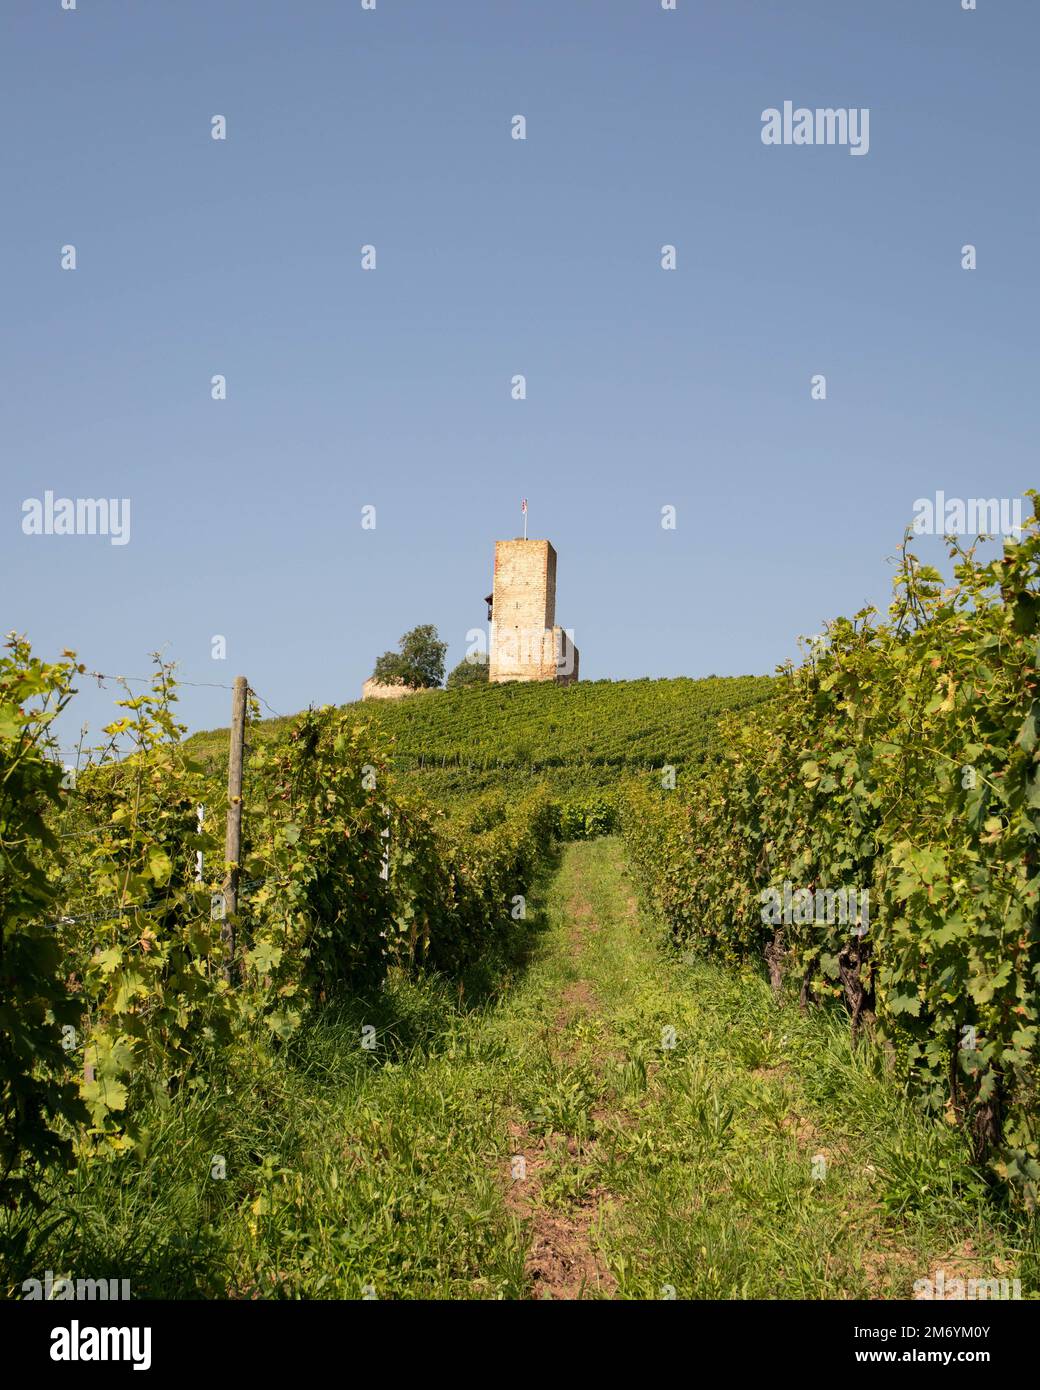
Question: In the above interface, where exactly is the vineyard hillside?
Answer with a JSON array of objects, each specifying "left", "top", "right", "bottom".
[{"left": 184, "top": 674, "right": 776, "bottom": 800}]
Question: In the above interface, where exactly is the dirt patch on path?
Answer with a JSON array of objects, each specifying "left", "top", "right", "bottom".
[
  {"left": 503, "top": 1122, "right": 617, "bottom": 1300},
  {"left": 524, "top": 1192, "right": 616, "bottom": 1300},
  {"left": 554, "top": 978, "right": 598, "bottom": 1032},
  {"left": 567, "top": 898, "right": 600, "bottom": 955}
]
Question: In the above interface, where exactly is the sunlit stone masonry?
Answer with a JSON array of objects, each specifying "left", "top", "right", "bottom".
[{"left": 486, "top": 538, "right": 579, "bottom": 685}]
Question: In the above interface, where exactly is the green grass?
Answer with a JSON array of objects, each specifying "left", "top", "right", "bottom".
[{"left": 8, "top": 840, "right": 1037, "bottom": 1299}]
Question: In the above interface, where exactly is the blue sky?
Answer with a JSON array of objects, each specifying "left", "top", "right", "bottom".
[{"left": 2, "top": 0, "right": 1035, "bottom": 744}]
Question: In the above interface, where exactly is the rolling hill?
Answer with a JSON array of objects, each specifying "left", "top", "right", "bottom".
[{"left": 183, "top": 674, "right": 777, "bottom": 799}]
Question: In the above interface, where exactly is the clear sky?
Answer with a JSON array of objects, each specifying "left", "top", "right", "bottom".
[{"left": 2, "top": 0, "right": 1035, "bottom": 745}]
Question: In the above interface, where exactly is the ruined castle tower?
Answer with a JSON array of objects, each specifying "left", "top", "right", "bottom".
[{"left": 487, "top": 539, "right": 579, "bottom": 685}]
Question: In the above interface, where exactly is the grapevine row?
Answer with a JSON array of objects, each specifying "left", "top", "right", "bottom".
[
  {"left": 621, "top": 507, "right": 1040, "bottom": 1198},
  {"left": 0, "top": 646, "right": 556, "bottom": 1196}
]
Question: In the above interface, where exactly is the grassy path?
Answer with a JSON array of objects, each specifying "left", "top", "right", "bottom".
[
  {"left": 219, "top": 839, "right": 1032, "bottom": 1298},
  {"left": 49, "top": 839, "right": 1035, "bottom": 1299}
]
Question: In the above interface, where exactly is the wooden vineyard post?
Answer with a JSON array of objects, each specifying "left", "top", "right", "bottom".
[{"left": 222, "top": 675, "right": 248, "bottom": 981}]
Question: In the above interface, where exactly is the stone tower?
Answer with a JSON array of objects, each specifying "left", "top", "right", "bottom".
[{"left": 487, "top": 539, "right": 579, "bottom": 684}]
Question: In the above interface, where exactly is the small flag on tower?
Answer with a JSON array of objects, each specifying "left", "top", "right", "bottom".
[{"left": 521, "top": 497, "right": 528, "bottom": 539}]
